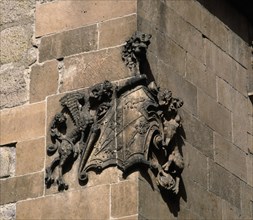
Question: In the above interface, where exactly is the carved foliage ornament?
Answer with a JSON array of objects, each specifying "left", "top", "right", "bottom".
[{"left": 45, "top": 31, "right": 184, "bottom": 194}]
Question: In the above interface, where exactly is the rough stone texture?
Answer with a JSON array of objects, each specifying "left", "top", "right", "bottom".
[
  {"left": 0, "top": 145, "right": 15, "bottom": 178},
  {"left": 0, "top": 25, "right": 32, "bottom": 64},
  {"left": 0, "top": 172, "right": 44, "bottom": 205},
  {"left": 0, "top": 102, "right": 46, "bottom": 145},
  {"left": 138, "top": 179, "right": 176, "bottom": 220},
  {"left": 158, "top": 62, "right": 197, "bottom": 116},
  {"left": 182, "top": 142, "right": 208, "bottom": 189},
  {"left": 198, "top": 91, "right": 232, "bottom": 140},
  {"left": 240, "top": 182, "right": 253, "bottom": 219},
  {"left": 39, "top": 25, "right": 98, "bottom": 63},
  {"left": 60, "top": 47, "right": 131, "bottom": 92},
  {"left": 0, "top": 0, "right": 34, "bottom": 25},
  {"left": 180, "top": 109, "right": 214, "bottom": 159},
  {"left": 217, "top": 77, "right": 234, "bottom": 111},
  {"left": 99, "top": 14, "right": 137, "bottom": 49},
  {"left": 0, "top": 203, "right": 16, "bottom": 220},
  {"left": 111, "top": 180, "right": 138, "bottom": 218},
  {"left": 30, "top": 60, "right": 59, "bottom": 103},
  {"left": 209, "top": 161, "right": 241, "bottom": 209},
  {"left": 222, "top": 200, "right": 241, "bottom": 220},
  {"left": 214, "top": 133, "right": 247, "bottom": 181},
  {"left": 246, "top": 155, "right": 253, "bottom": 187},
  {"left": 186, "top": 53, "right": 216, "bottom": 99},
  {"left": 35, "top": 0, "right": 137, "bottom": 37},
  {"left": 0, "top": 64, "right": 28, "bottom": 110},
  {"left": 16, "top": 185, "right": 110, "bottom": 219},
  {"left": 16, "top": 138, "right": 45, "bottom": 176}
]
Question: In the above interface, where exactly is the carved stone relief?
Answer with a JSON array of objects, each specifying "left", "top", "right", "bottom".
[{"left": 45, "top": 32, "right": 184, "bottom": 194}]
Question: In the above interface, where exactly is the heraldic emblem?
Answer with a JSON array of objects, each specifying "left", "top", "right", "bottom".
[{"left": 45, "top": 32, "right": 184, "bottom": 194}]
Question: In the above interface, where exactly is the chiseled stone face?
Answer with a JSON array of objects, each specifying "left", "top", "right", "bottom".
[{"left": 0, "top": 146, "right": 15, "bottom": 178}]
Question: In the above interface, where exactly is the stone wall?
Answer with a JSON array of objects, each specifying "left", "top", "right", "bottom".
[
  {"left": 0, "top": 0, "right": 252, "bottom": 219},
  {"left": 137, "top": 0, "right": 253, "bottom": 219}
]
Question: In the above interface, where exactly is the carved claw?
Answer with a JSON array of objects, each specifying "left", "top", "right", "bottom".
[
  {"left": 57, "top": 177, "right": 69, "bottom": 191},
  {"left": 45, "top": 168, "right": 54, "bottom": 185}
]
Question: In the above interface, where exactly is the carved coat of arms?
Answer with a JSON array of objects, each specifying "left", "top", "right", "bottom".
[{"left": 45, "top": 32, "right": 184, "bottom": 194}]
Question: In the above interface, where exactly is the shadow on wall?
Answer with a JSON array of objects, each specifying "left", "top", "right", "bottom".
[{"left": 197, "top": 0, "right": 253, "bottom": 43}]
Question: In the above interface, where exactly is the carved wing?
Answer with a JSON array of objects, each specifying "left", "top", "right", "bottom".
[{"left": 59, "top": 92, "right": 85, "bottom": 126}]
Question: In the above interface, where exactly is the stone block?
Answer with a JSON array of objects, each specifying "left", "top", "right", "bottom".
[
  {"left": 113, "top": 215, "right": 138, "bottom": 220},
  {"left": 228, "top": 31, "right": 249, "bottom": 68},
  {"left": 205, "top": 39, "right": 233, "bottom": 84},
  {"left": 209, "top": 161, "right": 241, "bottom": 208},
  {"left": 201, "top": 9, "right": 229, "bottom": 52},
  {"left": 39, "top": 25, "right": 98, "bottom": 63},
  {"left": 99, "top": 14, "right": 137, "bottom": 49},
  {"left": 35, "top": 0, "right": 137, "bottom": 37},
  {"left": 186, "top": 53, "right": 216, "bottom": 99},
  {"left": 165, "top": 0, "right": 203, "bottom": 32},
  {"left": 221, "top": 200, "right": 241, "bottom": 220},
  {"left": 158, "top": 62, "right": 197, "bottom": 116},
  {"left": 217, "top": 77, "right": 235, "bottom": 111},
  {"left": 16, "top": 185, "right": 110, "bottom": 219},
  {"left": 0, "top": 145, "right": 15, "bottom": 178},
  {"left": 30, "top": 60, "right": 59, "bottom": 103},
  {"left": 181, "top": 178, "right": 222, "bottom": 220},
  {"left": 155, "top": 2, "right": 204, "bottom": 62},
  {"left": 138, "top": 179, "right": 176, "bottom": 220},
  {"left": 111, "top": 180, "right": 138, "bottom": 218},
  {"left": 177, "top": 207, "right": 202, "bottom": 220},
  {"left": 0, "top": 0, "right": 34, "bottom": 25},
  {"left": 180, "top": 109, "right": 213, "bottom": 159},
  {"left": 240, "top": 182, "right": 253, "bottom": 219},
  {"left": 0, "top": 64, "right": 28, "bottom": 110},
  {"left": 16, "top": 138, "right": 45, "bottom": 176},
  {"left": 60, "top": 47, "right": 131, "bottom": 92},
  {"left": 156, "top": 33, "right": 186, "bottom": 76},
  {"left": 0, "top": 102, "right": 46, "bottom": 145},
  {"left": 0, "top": 25, "right": 32, "bottom": 64},
  {"left": 198, "top": 91, "right": 232, "bottom": 140},
  {"left": 246, "top": 155, "right": 253, "bottom": 187},
  {"left": 214, "top": 133, "right": 247, "bottom": 181},
  {"left": 232, "top": 62, "right": 248, "bottom": 97},
  {"left": 0, "top": 172, "right": 44, "bottom": 205},
  {"left": 0, "top": 203, "right": 16, "bottom": 220},
  {"left": 182, "top": 142, "right": 208, "bottom": 189}
]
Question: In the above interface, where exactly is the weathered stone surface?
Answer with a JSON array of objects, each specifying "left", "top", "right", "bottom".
[
  {"left": 205, "top": 39, "right": 233, "bottom": 85},
  {"left": 228, "top": 31, "right": 250, "bottom": 68},
  {"left": 0, "top": 172, "right": 44, "bottom": 205},
  {"left": 35, "top": 0, "right": 137, "bottom": 37},
  {"left": 158, "top": 62, "right": 197, "bottom": 115},
  {"left": 0, "top": 64, "right": 28, "bottom": 110},
  {"left": 240, "top": 182, "right": 253, "bottom": 219},
  {"left": 156, "top": 33, "right": 186, "bottom": 76},
  {"left": 114, "top": 215, "right": 138, "bottom": 220},
  {"left": 232, "top": 61, "right": 248, "bottom": 97},
  {"left": 138, "top": 179, "right": 176, "bottom": 220},
  {"left": 39, "top": 25, "right": 98, "bottom": 62},
  {"left": 209, "top": 161, "right": 241, "bottom": 208},
  {"left": 180, "top": 178, "right": 222, "bottom": 220},
  {"left": 111, "top": 180, "right": 138, "bottom": 218},
  {"left": 201, "top": 10, "right": 229, "bottom": 51},
  {"left": 214, "top": 133, "right": 246, "bottom": 181},
  {"left": 182, "top": 142, "right": 208, "bottom": 189},
  {"left": 16, "top": 185, "right": 110, "bottom": 219},
  {"left": 99, "top": 14, "right": 137, "bottom": 49},
  {"left": 60, "top": 47, "right": 131, "bottom": 92},
  {"left": 180, "top": 109, "right": 213, "bottom": 159},
  {"left": 16, "top": 138, "right": 45, "bottom": 176},
  {"left": 0, "top": 203, "right": 16, "bottom": 220},
  {"left": 0, "top": 26, "right": 32, "bottom": 64},
  {"left": 0, "top": 146, "right": 15, "bottom": 178},
  {"left": 186, "top": 53, "right": 216, "bottom": 99},
  {"left": 198, "top": 91, "right": 232, "bottom": 140},
  {"left": 30, "top": 60, "right": 59, "bottom": 103},
  {"left": 246, "top": 155, "right": 253, "bottom": 187},
  {"left": 177, "top": 207, "right": 202, "bottom": 220},
  {"left": 221, "top": 200, "right": 241, "bottom": 220},
  {"left": 0, "top": 0, "right": 34, "bottom": 25},
  {"left": 217, "top": 77, "right": 234, "bottom": 111},
  {"left": 0, "top": 102, "right": 46, "bottom": 145}
]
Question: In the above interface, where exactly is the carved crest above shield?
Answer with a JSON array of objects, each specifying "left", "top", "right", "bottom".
[{"left": 45, "top": 32, "right": 184, "bottom": 194}]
